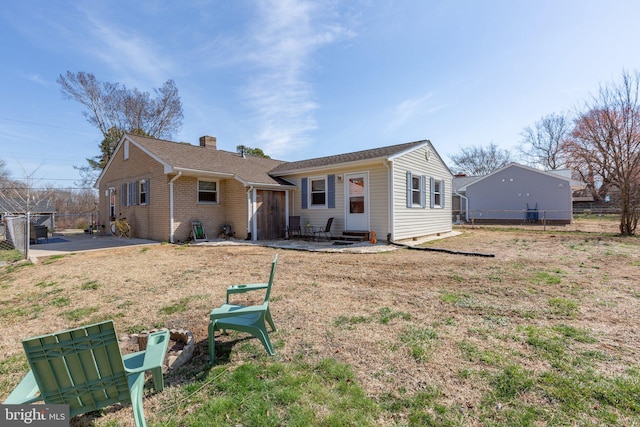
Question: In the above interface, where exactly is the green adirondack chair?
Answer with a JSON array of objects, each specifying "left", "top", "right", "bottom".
[
  {"left": 208, "top": 254, "right": 278, "bottom": 364},
  {"left": 3, "top": 320, "right": 169, "bottom": 427}
]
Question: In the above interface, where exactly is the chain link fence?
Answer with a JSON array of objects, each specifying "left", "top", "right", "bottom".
[
  {"left": 1, "top": 212, "right": 100, "bottom": 259},
  {"left": 1, "top": 215, "right": 27, "bottom": 255},
  {"left": 452, "top": 209, "right": 621, "bottom": 233}
]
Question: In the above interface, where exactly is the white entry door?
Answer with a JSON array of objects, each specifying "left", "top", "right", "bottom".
[{"left": 345, "top": 173, "right": 369, "bottom": 231}]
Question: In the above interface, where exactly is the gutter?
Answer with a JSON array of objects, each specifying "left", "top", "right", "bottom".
[{"left": 169, "top": 171, "right": 182, "bottom": 243}]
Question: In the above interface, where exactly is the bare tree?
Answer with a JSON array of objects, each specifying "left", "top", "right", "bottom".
[
  {"left": 449, "top": 143, "right": 513, "bottom": 176},
  {"left": 564, "top": 70, "right": 640, "bottom": 235},
  {"left": 57, "top": 72, "right": 183, "bottom": 174},
  {"left": 519, "top": 113, "right": 570, "bottom": 170},
  {"left": 0, "top": 159, "right": 9, "bottom": 182}
]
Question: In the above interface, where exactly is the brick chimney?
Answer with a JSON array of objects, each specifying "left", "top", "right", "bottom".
[{"left": 199, "top": 135, "right": 217, "bottom": 149}]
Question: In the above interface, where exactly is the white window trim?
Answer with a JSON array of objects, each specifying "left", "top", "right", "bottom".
[
  {"left": 139, "top": 179, "right": 148, "bottom": 205},
  {"left": 308, "top": 176, "right": 328, "bottom": 209},
  {"left": 433, "top": 180, "right": 442, "bottom": 208},
  {"left": 197, "top": 179, "right": 219, "bottom": 204},
  {"left": 410, "top": 174, "right": 422, "bottom": 207}
]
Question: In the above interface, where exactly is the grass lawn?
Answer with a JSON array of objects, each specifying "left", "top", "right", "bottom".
[{"left": 1, "top": 226, "right": 639, "bottom": 426}]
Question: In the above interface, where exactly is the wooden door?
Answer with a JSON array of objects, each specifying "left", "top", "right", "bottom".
[{"left": 256, "top": 190, "right": 286, "bottom": 240}]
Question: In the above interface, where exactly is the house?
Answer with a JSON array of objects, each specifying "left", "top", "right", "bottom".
[
  {"left": 269, "top": 140, "right": 452, "bottom": 242},
  {"left": 454, "top": 163, "right": 577, "bottom": 224},
  {"left": 95, "top": 134, "right": 452, "bottom": 243}
]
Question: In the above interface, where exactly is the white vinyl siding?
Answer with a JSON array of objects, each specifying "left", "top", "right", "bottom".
[
  {"left": 392, "top": 144, "right": 452, "bottom": 241},
  {"left": 285, "top": 164, "right": 389, "bottom": 239}
]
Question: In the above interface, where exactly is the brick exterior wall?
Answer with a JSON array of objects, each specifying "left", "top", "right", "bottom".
[
  {"left": 99, "top": 141, "right": 169, "bottom": 241},
  {"left": 98, "top": 139, "right": 250, "bottom": 242}
]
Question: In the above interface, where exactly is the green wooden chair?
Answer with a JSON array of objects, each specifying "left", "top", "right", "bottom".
[
  {"left": 3, "top": 320, "right": 169, "bottom": 427},
  {"left": 208, "top": 254, "right": 278, "bottom": 364}
]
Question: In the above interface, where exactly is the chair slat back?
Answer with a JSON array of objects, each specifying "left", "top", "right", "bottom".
[
  {"left": 289, "top": 216, "right": 300, "bottom": 230},
  {"left": 324, "top": 217, "right": 334, "bottom": 232},
  {"left": 263, "top": 254, "right": 278, "bottom": 304},
  {"left": 22, "top": 321, "right": 130, "bottom": 417}
]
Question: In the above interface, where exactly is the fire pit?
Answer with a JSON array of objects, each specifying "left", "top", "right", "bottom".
[{"left": 119, "top": 328, "right": 195, "bottom": 371}]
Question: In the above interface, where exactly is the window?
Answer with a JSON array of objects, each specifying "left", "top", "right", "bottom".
[
  {"left": 430, "top": 177, "right": 445, "bottom": 209},
  {"left": 310, "top": 177, "right": 326, "bottom": 207},
  {"left": 198, "top": 180, "right": 218, "bottom": 203},
  {"left": 411, "top": 175, "right": 421, "bottom": 206},
  {"left": 139, "top": 180, "right": 148, "bottom": 205},
  {"left": 109, "top": 188, "right": 116, "bottom": 218},
  {"left": 301, "top": 176, "right": 335, "bottom": 209},
  {"left": 433, "top": 180, "right": 441, "bottom": 207},
  {"left": 124, "top": 141, "right": 129, "bottom": 160},
  {"left": 406, "top": 172, "right": 426, "bottom": 208}
]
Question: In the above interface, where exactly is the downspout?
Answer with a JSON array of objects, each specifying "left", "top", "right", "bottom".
[
  {"left": 169, "top": 171, "right": 182, "bottom": 243},
  {"left": 246, "top": 186, "right": 254, "bottom": 241},
  {"left": 385, "top": 159, "right": 393, "bottom": 242}
]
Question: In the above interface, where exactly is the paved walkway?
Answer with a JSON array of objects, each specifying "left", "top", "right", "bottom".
[
  {"left": 192, "top": 231, "right": 462, "bottom": 253},
  {"left": 26, "top": 230, "right": 462, "bottom": 260}
]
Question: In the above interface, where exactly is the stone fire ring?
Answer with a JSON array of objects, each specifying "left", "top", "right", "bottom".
[{"left": 119, "top": 328, "right": 195, "bottom": 371}]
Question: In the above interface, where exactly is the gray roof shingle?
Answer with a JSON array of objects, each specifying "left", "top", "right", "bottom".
[
  {"left": 269, "top": 140, "right": 430, "bottom": 174},
  {"left": 127, "top": 134, "right": 291, "bottom": 186}
]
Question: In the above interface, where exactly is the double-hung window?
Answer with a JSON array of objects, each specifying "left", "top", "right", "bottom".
[
  {"left": 411, "top": 175, "right": 421, "bottom": 206},
  {"left": 139, "top": 180, "right": 148, "bottom": 205},
  {"left": 433, "top": 180, "right": 441, "bottom": 207},
  {"left": 430, "top": 177, "right": 445, "bottom": 209},
  {"left": 406, "top": 172, "right": 426, "bottom": 208},
  {"left": 198, "top": 180, "right": 218, "bottom": 203},
  {"left": 310, "top": 177, "right": 326, "bottom": 208}
]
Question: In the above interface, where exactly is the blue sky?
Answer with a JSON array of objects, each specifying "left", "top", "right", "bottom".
[{"left": 2, "top": 1, "right": 640, "bottom": 188}]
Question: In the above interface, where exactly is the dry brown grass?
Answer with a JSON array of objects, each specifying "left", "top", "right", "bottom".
[{"left": 1, "top": 223, "right": 639, "bottom": 425}]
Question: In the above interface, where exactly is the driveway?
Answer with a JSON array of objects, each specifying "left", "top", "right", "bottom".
[{"left": 28, "top": 231, "right": 159, "bottom": 259}]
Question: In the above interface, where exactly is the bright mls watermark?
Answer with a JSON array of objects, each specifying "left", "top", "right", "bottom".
[{"left": 1, "top": 404, "right": 68, "bottom": 426}]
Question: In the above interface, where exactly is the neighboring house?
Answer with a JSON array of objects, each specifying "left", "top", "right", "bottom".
[
  {"left": 0, "top": 197, "right": 56, "bottom": 229},
  {"left": 454, "top": 163, "right": 577, "bottom": 224},
  {"left": 95, "top": 134, "right": 452, "bottom": 243}
]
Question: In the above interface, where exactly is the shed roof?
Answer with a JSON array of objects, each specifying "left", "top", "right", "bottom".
[
  {"left": 0, "top": 197, "right": 56, "bottom": 214},
  {"left": 456, "top": 163, "right": 578, "bottom": 193}
]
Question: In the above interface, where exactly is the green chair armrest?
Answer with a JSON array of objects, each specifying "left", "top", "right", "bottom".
[
  {"left": 226, "top": 283, "right": 268, "bottom": 303},
  {"left": 3, "top": 370, "right": 42, "bottom": 404},
  {"left": 123, "top": 329, "right": 170, "bottom": 374}
]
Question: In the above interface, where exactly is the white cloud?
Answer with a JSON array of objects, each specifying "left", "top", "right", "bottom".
[
  {"left": 27, "top": 74, "right": 52, "bottom": 87},
  {"left": 77, "top": 6, "right": 175, "bottom": 85},
  {"left": 241, "top": 0, "right": 355, "bottom": 157},
  {"left": 384, "top": 94, "right": 442, "bottom": 133}
]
